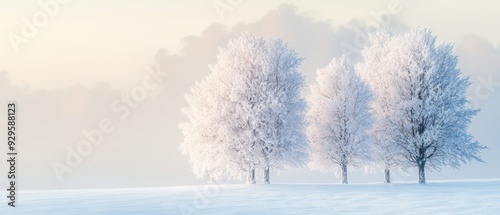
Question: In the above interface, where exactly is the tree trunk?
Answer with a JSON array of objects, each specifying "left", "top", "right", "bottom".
[
  {"left": 341, "top": 163, "right": 348, "bottom": 184},
  {"left": 264, "top": 165, "right": 270, "bottom": 184},
  {"left": 247, "top": 163, "right": 255, "bottom": 184},
  {"left": 384, "top": 167, "right": 391, "bottom": 183},
  {"left": 418, "top": 162, "right": 426, "bottom": 184}
]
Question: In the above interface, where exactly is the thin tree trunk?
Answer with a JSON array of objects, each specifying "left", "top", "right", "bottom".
[
  {"left": 384, "top": 167, "right": 391, "bottom": 183},
  {"left": 341, "top": 163, "right": 348, "bottom": 184},
  {"left": 264, "top": 165, "right": 270, "bottom": 184},
  {"left": 247, "top": 163, "right": 255, "bottom": 184},
  {"left": 418, "top": 162, "right": 426, "bottom": 184}
]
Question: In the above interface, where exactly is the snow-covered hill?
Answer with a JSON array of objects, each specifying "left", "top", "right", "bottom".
[{"left": 3, "top": 179, "right": 499, "bottom": 214}]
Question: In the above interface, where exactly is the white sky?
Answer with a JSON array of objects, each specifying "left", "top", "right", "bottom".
[{"left": 1, "top": 0, "right": 499, "bottom": 90}]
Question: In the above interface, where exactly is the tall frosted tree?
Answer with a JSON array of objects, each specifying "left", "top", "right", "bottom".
[
  {"left": 357, "top": 30, "right": 404, "bottom": 183},
  {"left": 179, "top": 34, "right": 308, "bottom": 184},
  {"left": 308, "top": 56, "right": 373, "bottom": 184},
  {"left": 361, "top": 28, "right": 486, "bottom": 184}
]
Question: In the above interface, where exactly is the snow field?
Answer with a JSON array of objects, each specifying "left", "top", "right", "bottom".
[{"left": 3, "top": 179, "right": 499, "bottom": 215}]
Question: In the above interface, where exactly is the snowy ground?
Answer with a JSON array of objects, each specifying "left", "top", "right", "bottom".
[{"left": 2, "top": 179, "right": 499, "bottom": 214}]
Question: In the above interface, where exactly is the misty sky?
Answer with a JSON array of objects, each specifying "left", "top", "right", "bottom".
[{"left": 0, "top": 0, "right": 499, "bottom": 189}]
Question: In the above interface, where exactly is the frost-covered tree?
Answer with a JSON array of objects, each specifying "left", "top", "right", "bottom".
[
  {"left": 360, "top": 28, "right": 486, "bottom": 184},
  {"left": 179, "top": 34, "right": 308, "bottom": 184},
  {"left": 357, "top": 30, "right": 404, "bottom": 183},
  {"left": 308, "top": 56, "right": 373, "bottom": 184}
]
